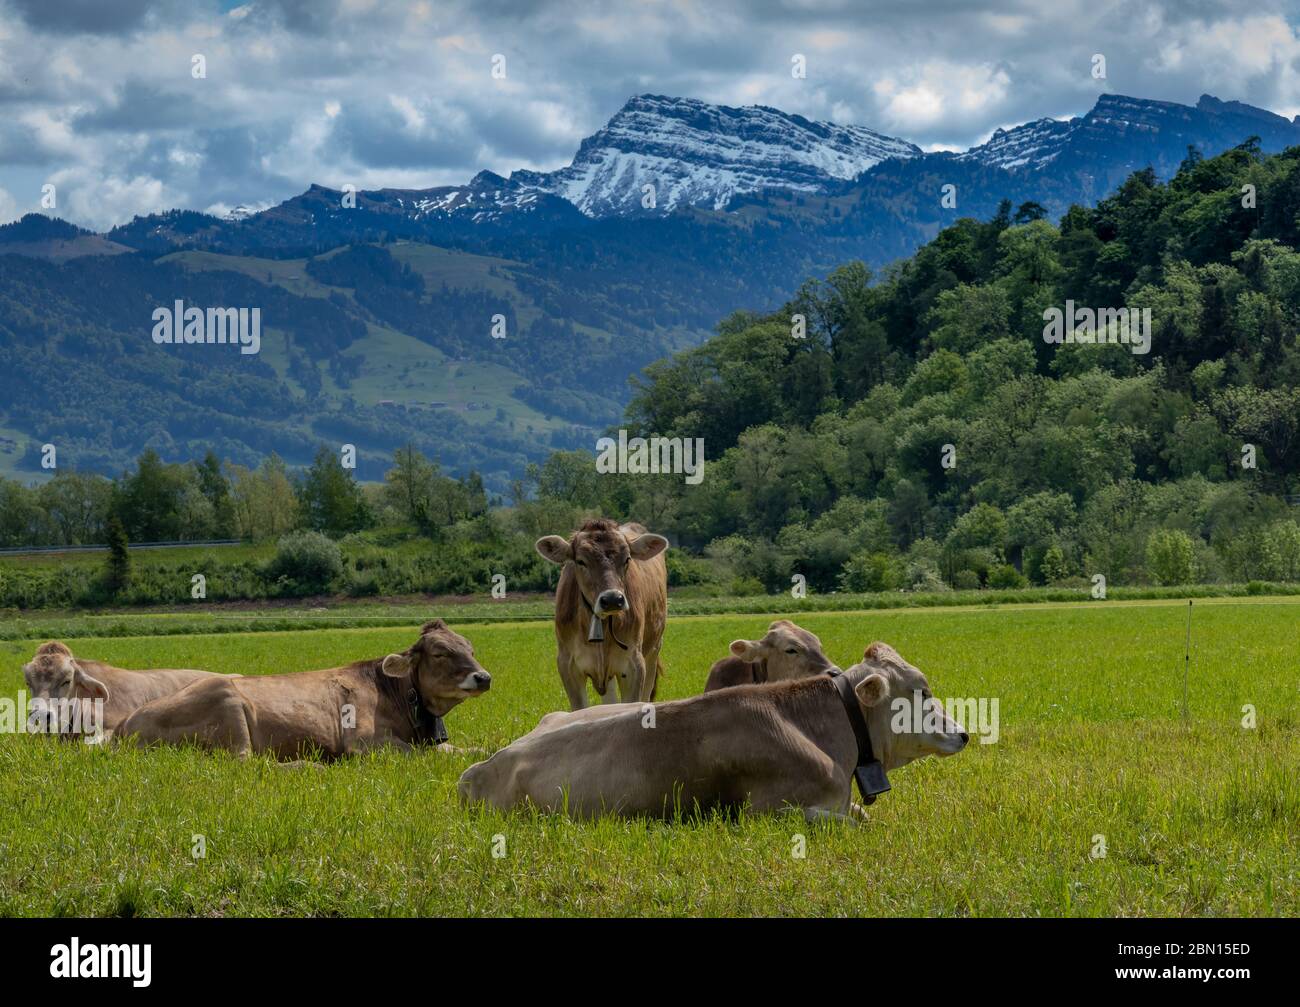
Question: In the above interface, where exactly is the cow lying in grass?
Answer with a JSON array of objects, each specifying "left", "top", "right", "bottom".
[
  {"left": 22, "top": 641, "right": 230, "bottom": 741},
  {"left": 458, "top": 642, "right": 966, "bottom": 822},
  {"left": 117, "top": 620, "right": 490, "bottom": 760},
  {"left": 703, "top": 619, "right": 836, "bottom": 691}
]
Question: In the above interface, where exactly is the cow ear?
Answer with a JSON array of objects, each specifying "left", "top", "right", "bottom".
[
  {"left": 73, "top": 664, "right": 110, "bottom": 702},
  {"left": 854, "top": 673, "right": 889, "bottom": 708},
  {"left": 535, "top": 536, "right": 572, "bottom": 564},
  {"left": 729, "top": 639, "right": 762, "bottom": 663},
  {"left": 381, "top": 653, "right": 413, "bottom": 678},
  {"left": 628, "top": 533, "right": 668, "bottom": 561}
]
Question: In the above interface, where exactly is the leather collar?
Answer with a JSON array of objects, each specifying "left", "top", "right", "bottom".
[
  {"left": 580, "top": 591, "right": 630, "bottom": 650},
  {"left": 826, "top": 669, "right": 891, "bottom": 804},
  {"left": 380, "top": 668, "right": 448, "bottom": 746}
]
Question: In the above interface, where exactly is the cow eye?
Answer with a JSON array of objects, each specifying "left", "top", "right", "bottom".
[
  {"left": 785, "top": 648, "right": 798, "bottom": 655},
  {"left": 575, "top": 559, "right": 586, "bottom": 568}
]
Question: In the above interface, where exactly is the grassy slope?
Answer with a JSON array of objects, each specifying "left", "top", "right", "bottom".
[
  {"left": 1, "top": 596, "right": 1296, "bottom": 916},
  {"left": 161, "top": 246, "right": 580, "bottom": 438}
]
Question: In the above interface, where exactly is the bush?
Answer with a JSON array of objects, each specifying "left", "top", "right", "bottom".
[
  {"left": 1040, "top": 544, "right": 1071, "bottom": 584},
  {"left": 839, "top": 552, "right": 902, "bottom": 592},
  {"left": 905, "top": 557, "right": 949, "bottom": 592},
  {"left": 264, "top": 531, "right": 344, "bottom": 593},
  {"left": 1146, "top": 529, "right": 1196, "bottom": 586},
  {"left": 953, "top": 569, "right": 982, "bottom": 591},
  {"left": 665, "top": 550, "right": 714, "bottom": 588},
  {"left": 729, "top": 576, "right": 767, "bottom": 597},
  {"left": 988, "top": 564, "right": 1027, "bottom": 589}
]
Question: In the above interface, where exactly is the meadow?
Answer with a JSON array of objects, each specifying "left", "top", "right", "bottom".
[{"left": 0, "top": 596, "right": 1296, "bottom": 917}]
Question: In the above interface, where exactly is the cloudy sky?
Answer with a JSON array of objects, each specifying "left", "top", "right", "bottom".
[{"left": 3, "top": 0, "right": 1300, "bottom": 230}]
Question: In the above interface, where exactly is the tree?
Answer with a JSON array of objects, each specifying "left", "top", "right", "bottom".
[
  {"left": 195, "top": 451, "right": 235, "bottom": 536},
  {"left": 38, "top": 471, "right": 111, "bottom": 546},
  {"left": 384, "top": 443, "right": 439, "bottom": 531},
  {"left": 104, "top": 515, "right": 131, "bottom": 593},
  {"left": 1146, "top": 529, "right": 1196, "bottom": 585},
  {"left": 116, "top": 449, "right": 186, "bottom": 541},
  {"left": 297, "top": 446, "right": 371, "bottom": 537},
  {"left": 229, "top": 455, "right": 298, "bottom": 541},
  {"left": 1013, "top": 201, "right": 1047, "bottom": 224}
]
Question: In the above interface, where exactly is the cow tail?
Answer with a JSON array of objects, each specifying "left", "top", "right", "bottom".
[{"left": 651, "top": 654, "right": 665, "bottom": 700}]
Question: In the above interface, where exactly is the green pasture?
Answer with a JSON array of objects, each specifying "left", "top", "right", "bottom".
[{"left": 0, "top": 597, "right": 1296, "bottom": 916}]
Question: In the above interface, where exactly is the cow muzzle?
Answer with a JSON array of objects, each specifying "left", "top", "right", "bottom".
[{"left": 594, "top": 589, "right": 626, "bottom": 615}]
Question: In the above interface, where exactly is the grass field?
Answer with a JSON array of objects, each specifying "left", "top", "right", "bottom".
[{"left": 1, "top": 597, "right": 1297, "bottom": 916}]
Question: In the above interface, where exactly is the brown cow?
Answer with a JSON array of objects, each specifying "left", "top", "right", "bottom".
[
  {"left": 458, "top": 641, "right": 968, "bottom": 822},
  {"left": 116, "top": 620, "right": 490, "bottom": 760},
  {"left": 703, "top": 619, "right": 836, "bottom": 691},
  {"left": 22, "top": 641, "right": 230, "bottom": 741},
  {"left": 535, "top": 519, "right": 668, "bottom": 709}
]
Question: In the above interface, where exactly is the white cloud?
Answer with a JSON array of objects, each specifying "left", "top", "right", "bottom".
[
  {"left": 874, "top": 62, "right": 1012, "bottom": 130},
  {"left": 0, "top": 186, "right": 17, "bottom": 225},
  {"left": 2, "top": 1, "right": 1299, "bottom": 231}
]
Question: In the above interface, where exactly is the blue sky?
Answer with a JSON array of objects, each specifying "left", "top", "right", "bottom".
[{"left": 2, "top": 0, "right": 1300, "bottom": 229}]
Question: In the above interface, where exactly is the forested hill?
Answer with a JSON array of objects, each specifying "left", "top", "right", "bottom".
[{"left": 611, "top": 140, "right": 1300, "bottom": 590}]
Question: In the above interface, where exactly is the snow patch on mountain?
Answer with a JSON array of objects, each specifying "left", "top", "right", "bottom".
[
  {"left": 512, "top": 94, "right": 921, "bottom": 216},
  {"left": 957, "top": 117, "right": 1076, "bottom": 171}
]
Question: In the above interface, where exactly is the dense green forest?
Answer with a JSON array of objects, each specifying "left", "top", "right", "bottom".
[
  {"left": 612, "top": 139, "right": 1300, "bottom": 591},
  {"left": 5, "top": 140, "right": 1300, "bottom": 607}
]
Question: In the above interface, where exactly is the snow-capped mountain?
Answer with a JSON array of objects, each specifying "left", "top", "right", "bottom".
[
  {"left": 959, "top": 93, "right": 1300, "bottom": 176},
  {"left": 356, "top": 170, "right": 579, "bottom": 224},
  {"left": 957, "top": 117, "right": 1075, "bottom": 171},
  {"left": 218, "top": 202, "right": 275, "bottom": 221},
  {"left": 511, "top": 94, "right": 922, "bottom": 216},
  {"left": 98, "top": 91, "right": 1300, "bottom": 258}
]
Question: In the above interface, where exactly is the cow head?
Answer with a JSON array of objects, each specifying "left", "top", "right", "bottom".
[
  {"left": 381, "top": 620, "right": 491, "bottom": 717},
  {"left": 22, "top": 641, "right": 110, "bottom": 734},
  {"left": 729, "top": 619, "right": 836, "bottom": 682},
  {"left": 535, "top": 519, "right": 668, "bottom": 618},
  {"left": 847, "top": 641, "right": 967, "bottom": 771}
]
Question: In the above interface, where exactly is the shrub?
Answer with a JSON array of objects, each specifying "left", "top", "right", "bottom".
[
  {"left": 264, "top": 531, "right": 344, "bottom": 593},
  {"left": 729, "top": 576, "right": 766, "bottom": 597},
  {"left": 1146, "top": 529, "right": 1196, "bottom": 586},
  {"left": 1040, "top": 544, "right": 1071, "bottom": 584},
  {"left": 905, "top": 557, "right": 949, "bottom": 592},
  {"left": 104, "top": 516, "right": 131, "bottom": 594},
  {"left": 839, "top": 552, "right": 902, "bottom": 593},
  {"left": 953, "top": 569, "right": 982, "bottom": 591},
  {"left": 988, "top": 564, "right": 1028, "bottom": 589}
]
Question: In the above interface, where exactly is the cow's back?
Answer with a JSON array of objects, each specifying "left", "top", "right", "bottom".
[
  {"left": 88, "top": 663, "right": 226, "bottom": 729},
  {"left": 703, "top": 656, "right": 768, "bottom": 692},
  {"left": 459, "top": 690, "right": 785, "bottom": 817}
]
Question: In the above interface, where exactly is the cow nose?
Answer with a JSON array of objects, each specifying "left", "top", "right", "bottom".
[
  {"left": 596, "top": 590, "right": 626, "bottom": 611},
  {"left": 472, "top": 671, "right": 491, "bottom": 690},
  {"left": 958, "top": 730, "right": 970, "bottom": 744}
]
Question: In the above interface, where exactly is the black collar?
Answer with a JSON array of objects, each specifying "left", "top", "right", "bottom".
[
  {"left": 826, "top": 669, "right": 891, "bottom": 804},
  {"left": 579, "top": 591, "right": 630, "bottom": 650},
  {"left": 380, "top": 670, "right": 448, "bottom": 746}
]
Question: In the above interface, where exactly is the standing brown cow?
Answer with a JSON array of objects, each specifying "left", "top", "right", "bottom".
[{"left": 535, "top": 519, "right": 668, "bottom": 709}]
